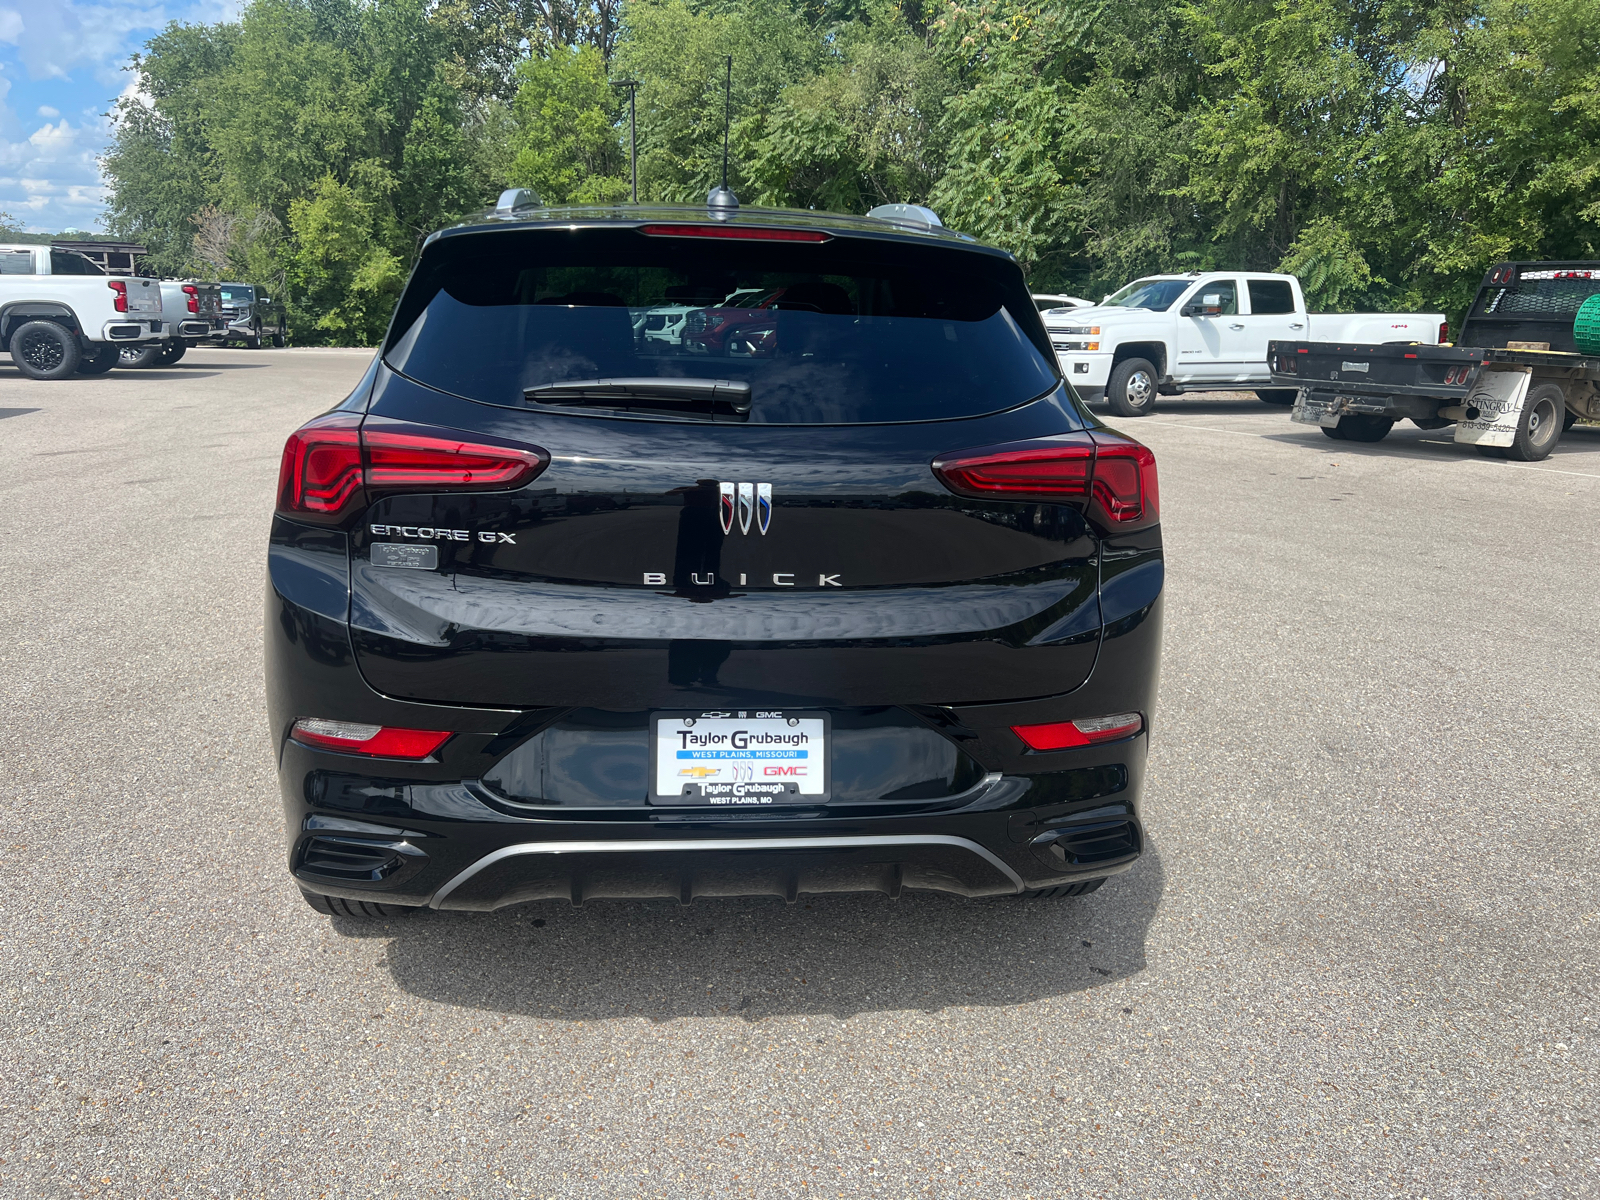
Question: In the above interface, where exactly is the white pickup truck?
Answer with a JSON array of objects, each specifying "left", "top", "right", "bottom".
[
  {"left": 0, "top": 243, "right": 166, "bottom": 380},
  {"left": 1042, "top": 271, "right": 1447, "bottom": 416}
]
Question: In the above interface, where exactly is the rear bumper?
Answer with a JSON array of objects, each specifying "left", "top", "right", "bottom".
[
  {"left": 99, "top": 319, "right": 164, "bottom": 343},
  {"left": 285, "top": 785, "right": 1145, "bottom": 909}
]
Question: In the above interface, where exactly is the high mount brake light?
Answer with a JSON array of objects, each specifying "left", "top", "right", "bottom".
[
  {"left": 931, "top": 432, "right": 1159, "bottom": 529},
  {"left": 637, "top": 224, "right": 832, "bottom": 243},
  {"left": 275, "top": 416, "right": 549, "bottom": 525},
  {"left": 290, "top": 718, "right": 453, "bottom": 759},
  {"left": 1012, "top": 713, "right": 1144, "bottom": 751},
  {"left": 107, "top": 280, "right": 128, "bottom": 313},
  {"left": 1439, "top": 320, "right": 1449, "bottom": 343}
]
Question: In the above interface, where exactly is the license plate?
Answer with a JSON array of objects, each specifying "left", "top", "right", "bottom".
[
  {"left": 650, "top": 710, "right": 829, "bottom": 806},
  {"left": 1291, "top": 390, "right": 1342, "bottom": 428}
]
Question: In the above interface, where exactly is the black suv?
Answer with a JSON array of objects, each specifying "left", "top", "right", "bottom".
[{"left": 267, "top": 203, "right": 1163, "bottom": 916}]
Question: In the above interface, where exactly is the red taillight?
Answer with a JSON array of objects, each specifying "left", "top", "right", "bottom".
[
  {"left": 290, "top": 718, "right": 452, "bottom": 759},
  {"left": 931, "top": 431, "right": 1159, "bottom": 529},
  {"left": 1011, "top": 713, "right": 1144, "bottom": 751},
  {"left": 364, "top": 427, "right": 546, "bottom": 491},
  {"left": 1438, "top": 320, "right": 1449, "bottom": 343},
  {"left": 277, "top": 413, "right": 364, "bottom": 517},
  {"left": 181, "top": 283, "right": 199, "bottom": 314},
  {"left": 932, "top": 438, "right": 1095, "bottom": 500},
  {"left": 638, "top": 224, "right": 832, "bottom": 242},
  {"left": 107, "top": 280, "right": 128, "bottom": 312},
  {"left": 275, "top": 416, "right": 549, "bottom": 524}
]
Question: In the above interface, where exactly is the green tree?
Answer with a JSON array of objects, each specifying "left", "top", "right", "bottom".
[
  {"left": 507, "top": 45, "right": 628, "bottom": 203},
  {"left": 286, "top": 175, "right": 406, "bottom": 344}
]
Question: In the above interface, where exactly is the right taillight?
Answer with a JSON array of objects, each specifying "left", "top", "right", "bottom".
[
  {"left": 181, "top": 284, "right": 199, "bottom": 314},
  {"left": 1012, "top": 713, "right": 1144, "bottom": 751},
  {"left": 275, "top": 416, "right": 549, "bottom": 525},
  {"left": 931, "top": 431, "right": 1159, "bottom": 530}
]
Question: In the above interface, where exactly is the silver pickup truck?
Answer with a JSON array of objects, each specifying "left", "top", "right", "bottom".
[{"left": 0, "top": 243, "right": 167, "bottom": 379}]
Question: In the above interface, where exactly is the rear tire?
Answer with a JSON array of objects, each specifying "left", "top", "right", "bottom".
[
  {"left": 76, "top": 343, "right": 120, "bottom": 375},
  {"left": 118, "top": 343, "right": 163, "bottom": 369},
  {"left": 158, "top": 341, "right": 188, "bottom": 366},
  {"left": 1106, "top": 357, "right": 1159, "bottom": 417},
  {"left": 299, "top": 889, "right": 419, "bottom": 919},
  {"left": 271, "top": 331, "right": 285, "bottom": 348},
  {"left": 1320, "top": 425, "right": 1346, "bottom": 440},
  {"left": 1329, "top": 413, "right": 1393, "bottom": 442},
  {"left": 1503, "top": 382, "right": 1565, "bottom": 461},
  {"left": 1018, "top": 879, "right": 1105, "bottom": 900},
  {"left": 1256, "top": 388, "right": 1297, "bottom": 405},
  {"left": 8, "top": 320, "right": 80, "bottom": 380}
]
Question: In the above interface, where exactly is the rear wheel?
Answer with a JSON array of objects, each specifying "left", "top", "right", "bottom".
[
  {"left": 76, "top": 343, "right": 121, "bottom": 376},
  {"left": 118, "top": 343, "right": 163, "bottom": 369},
  {"left": 8, "top": 320, "right": 80, "bottom": 380},
  {"left": 1256, "top": 388, "right": 1297, "bottom": 405},
  {"left": 158, "top": 340, "right": 188, "bottom": 366},
  {"left": 1018, "top": 879, "right": 1105, "bottom": 900},
  {"left": 1106, "top": 357, "right": 1159, "bottom": 417},
  {"left": 271, "top": 331, "right": 286, "bottom": 348},
  {"left": 1328, "top": 413, "right": 1393, "bottom": 442},
  {"left": 1476, "top": 384, "right": 1565, "bottom": 461},
  {"left": 299, "top": 889, "right": 419, "bottom": 919}
]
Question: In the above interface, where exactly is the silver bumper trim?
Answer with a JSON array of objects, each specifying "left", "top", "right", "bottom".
[{"left": 427, "top": 834, "right": 1025, "bottom": 908}]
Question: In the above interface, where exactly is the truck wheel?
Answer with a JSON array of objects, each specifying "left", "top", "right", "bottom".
[
  {"left": 1106, "top": 357, "right": 1158, "bottom": 417},
  {"left": 8, "top": 320, "right": 80, "bottom": 380},
  {"left": 1329, "top": 413, "right": 1393, "bottom": 442},
  {"left": 1482, "top": 383, "right": 1565, "bottom": 462},
  {"left": 247, "top": 322, "right": 263, "bottom": 350},
  {"left": 271, "top": 331, "right": 286, "bottom": 348},
  {"left": 1320, "top": 425, "right": 1346, "bottom": 440},
  {"left": 158, "top": 341, "right": 188, "bottom": 366},
  {"left": 118, "top": 343, "right": 163, "bottom": 369},
  {"left": 1256, "top": 389, "right": 1297, "bottom": 405},
  {"left": 76, "top": 344, "right": 121, "bottom": 376}
]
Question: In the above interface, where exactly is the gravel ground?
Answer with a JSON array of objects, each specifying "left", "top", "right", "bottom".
[{"left": 0, "top": 353, "right": 1595, "bottom": 1199}]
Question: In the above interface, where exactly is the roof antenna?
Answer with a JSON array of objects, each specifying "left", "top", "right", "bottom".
[{"left": 706, "top": 55, "right": 738, "bottom": 214}]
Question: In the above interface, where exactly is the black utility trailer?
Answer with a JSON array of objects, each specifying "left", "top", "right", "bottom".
[{"left": 1267, "top": 262, "right": 1600, "bottom": 460}]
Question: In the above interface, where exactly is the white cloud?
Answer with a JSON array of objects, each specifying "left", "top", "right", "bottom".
[{"left": 0, "top": 0, "right": 241, "bottom": 230}]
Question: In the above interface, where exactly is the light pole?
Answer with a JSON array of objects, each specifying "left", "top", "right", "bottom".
[{"left": 611, "top": 79, "right": 640, "bottom": 204}]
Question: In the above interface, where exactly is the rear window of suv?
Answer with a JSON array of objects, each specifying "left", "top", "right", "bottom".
[{"left": 383, "top": 225, "right": 1060, "bottom": 423}]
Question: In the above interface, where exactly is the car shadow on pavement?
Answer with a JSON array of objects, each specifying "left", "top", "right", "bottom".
[
  {"left": 340, "top": 845, "right": 1165, "bottom": 1023},
  {"left": 1259, "top": 426, "right": 1600, "bottom": 465},
  {"left": 1088, "top": 397, "right": 1272, "bottom": 419}
]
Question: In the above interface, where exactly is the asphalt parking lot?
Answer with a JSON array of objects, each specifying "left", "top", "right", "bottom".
[{"left": 1, "top": 348, "right": 1595, "bottom": 1199}]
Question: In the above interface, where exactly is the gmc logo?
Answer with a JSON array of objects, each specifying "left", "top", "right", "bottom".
[{"left": 764, "top": 766, "right": 806, "bottom": 777}]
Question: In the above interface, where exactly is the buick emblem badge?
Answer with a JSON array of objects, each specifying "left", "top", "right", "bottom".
[{"left": 719, "top": 482, "right": 771, "bottom": 535}]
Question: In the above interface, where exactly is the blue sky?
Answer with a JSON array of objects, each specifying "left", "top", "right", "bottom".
[{"left": 0, "top": 0, "right": 240, "bottom": 234}]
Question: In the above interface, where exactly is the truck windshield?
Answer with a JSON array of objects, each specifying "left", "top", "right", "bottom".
[
  {"left": 1105, "top": 278, "right": 1190, "bottom": 311},
  {"left": 384, "top": 226, "right": 1061, "bottom": 424},
  {"left": 220, "top": 287, "right": 254, "bottom": 303}
]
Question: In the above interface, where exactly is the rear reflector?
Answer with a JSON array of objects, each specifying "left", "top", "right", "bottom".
[
  {"left": 932, "top": 431, "right": 1159, "bottom": 529},
  {"left": 638, "top": 224, "right": 831, "bottom": 242},
  {"left": 276, "top": 416, "right": 549, "bottom": 524},
  {"left": 1011, "top": 713, "right": 1143, "bottom": 751},
  {"left": 290, "top": 719, "right": 453, "bottom": 759}
]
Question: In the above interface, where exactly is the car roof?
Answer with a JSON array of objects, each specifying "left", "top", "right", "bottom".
[{"left": 430, "top": 203, "right": 1010, "bottom": 260}]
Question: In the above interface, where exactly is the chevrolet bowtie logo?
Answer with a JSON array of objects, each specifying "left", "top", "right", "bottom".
[
  {"left": 678, "top": 766, "right": 721, "bottom": 779},
  {"left": 719, "top": 482, "right": 772, "bottom": 535}
]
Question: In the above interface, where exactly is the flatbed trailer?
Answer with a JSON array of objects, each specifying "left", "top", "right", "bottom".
[{"left": 1267, "top": 261, "right": 1600, "bottom": 460}]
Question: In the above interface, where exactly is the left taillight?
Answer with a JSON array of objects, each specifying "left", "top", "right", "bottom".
[
  {"left": 275, "top": 415, "right": 550, "bottom": 526},
  {"left": 107, "top": 280, "right": 128, "bottom": 313},
  {"left": 931, "top": 431, "right": 1159, "bottom": 530},
  {"left": 181, "top": 284, "right": 199, "bottom": 314},
  {"left": 290, "top": 719, "right": 452, "bottom": 759}
]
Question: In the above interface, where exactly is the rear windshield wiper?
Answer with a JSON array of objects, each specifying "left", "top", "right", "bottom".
[{"left": 524, "top": 377, "right": 752, "bottom": 417}]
